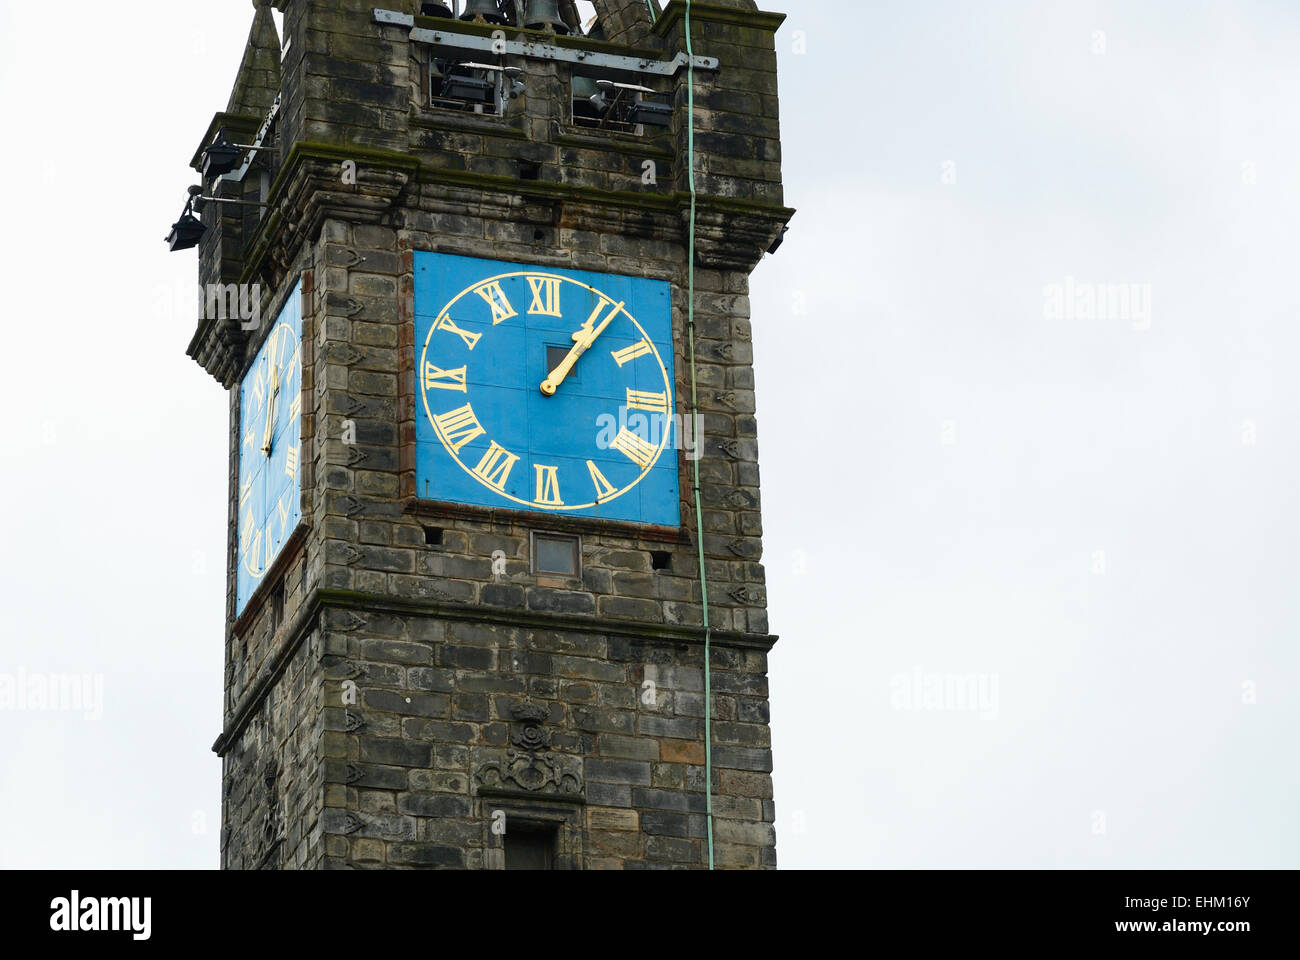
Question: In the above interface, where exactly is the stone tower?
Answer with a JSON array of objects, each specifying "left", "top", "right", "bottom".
[{"left": 184, "top": 0, "right": 791, "bottom": 869}]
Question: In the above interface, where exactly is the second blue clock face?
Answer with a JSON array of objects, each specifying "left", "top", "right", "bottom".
[
  {"left": 236, "top": 281, "right": 303, "bottom": 614},
  {"left": 415, "top": 253, "right": 680, "bottom": 527}
]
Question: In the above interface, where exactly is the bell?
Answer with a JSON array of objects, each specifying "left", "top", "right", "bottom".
[
  {"left": 558, "top": 0, "right": 583, "bottom": 33},
  {"left": 419, "top": 1, "right": 454, "bottom": 17},
  {"left": 571, "top": 75, "right": 603, "bottom": 121},
  {"left": 523, "top": 0, "right": 569, "bottom": 34},
  {"left": 460, "top": 0, "right": 507, "bottom": 24}
]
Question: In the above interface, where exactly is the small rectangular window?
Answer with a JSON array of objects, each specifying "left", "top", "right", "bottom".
[
  {"left": 429, "top": 51, "right": 507, "bottom": 116},
  {"left": 504, "top": 823, "right": 558, "bottom": 870},
  {"left": 571, "top": 74, "right": 671, "bottom": 134},
  {"left": 533, "top": 532, "right": 580, "bottom": 578}
]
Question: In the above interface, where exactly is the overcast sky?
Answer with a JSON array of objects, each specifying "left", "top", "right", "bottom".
[{"left": 1, "top": 0, "right": 1296, "bottom": 869}]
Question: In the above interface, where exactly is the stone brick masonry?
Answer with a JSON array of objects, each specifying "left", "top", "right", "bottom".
[{"left": 190, "top": 0, "right": 793, "bottom": 869}]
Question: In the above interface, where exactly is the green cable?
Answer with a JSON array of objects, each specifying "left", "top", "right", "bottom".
[
  {"left": 682, "top": 0, "right": 714, "bottom": 872},
  {"left": 646, "top": 1, "right": 658, "bottom": 24}
]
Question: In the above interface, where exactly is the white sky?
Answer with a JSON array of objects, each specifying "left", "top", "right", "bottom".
[{"left": 0, "top": 0, "right": 1296, "bottom": 868}]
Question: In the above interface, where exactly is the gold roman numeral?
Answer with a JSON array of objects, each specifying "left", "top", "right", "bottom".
[
  {"left": 243, "top": 427, "right": 256, "bottom": 451},
  {"left": 285, "top": 444, "right": 300, "bottom": 481},
  {"left": 473, "top": 442, "right": 519, "bottom": 492},
  {"left": 436, "top": 314, "right": 482, "bottom": 351},
  {"left": 527, "top": 276, "right": 563, "bottom": 317},
  {"left": 250, "top": 529, "right": 263, "bottom": 568},
  {"left": 626, "top": 389, "right": 669, "bottom": 414},
  {"left": 611, "top": 340, "right": 653, "bottom": 367},
  {"left": 534, "top": 464, "right": 564, "bottom": 506},
  {"left": 289, "top": 394, "right": 302, "bottom": 419},
  {"left": 424, "top": 363, "right": 468, "bottom": 393},
  {"left": 241, "top": 509, "right": 256, "bottom": 551},
  {"left": 277, "top": 496, "right": 289, "bottom": 532},
  {"left": 265, "top": 525, "right": 274, "bottom": 566},
  {"left": 251, "top": 368, "right": 266, "bottom": 408},
  {"left": 475, "top": 282, "right": 517, "bottom": 326},
  {"left": 240, "top": 477, "right": 255, "bottom": 506},
  {"left": 583, "top": 296, "right": 623, "bottom": 331},
  {"left": 587, "top": 461, "right": 617, "bottom": 502},
  {"left": 612, "top": 429, "right": 657, "bottom": 470},
  {"left": 433, "top": 405, "right": 487, "bottom": 453}
]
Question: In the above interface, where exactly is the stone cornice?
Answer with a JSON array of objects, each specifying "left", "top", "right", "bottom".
[
  {"left": 315, "top": 588, "right": 778, "bottom": 652},
  {"left": 212, "top": 585, "right": 324, "bottom": 758},
  {"left": 188, "top": 141, "right": 793, "bottom": 383},
  {"left": 189, "top": 111, "right": 263, "bottom": 171},
  {"left": 655, "top": 1, "right": 788, "bottom": 35},
  {"left": 256, "top": 141, "right": 793, "bottom": 256},
  {"left": 212, "top": 583, "right": 779, "bottom": 757}
]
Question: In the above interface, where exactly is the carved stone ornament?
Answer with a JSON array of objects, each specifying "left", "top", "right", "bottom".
[
  {"left": 474, "top": 750, "right": 583, "bottom": 797},
  {"left": 256, "top": 758, "right": 286, "bottom": 866},
  {"left": 510, "top": 701, "right": 551, "bottom": 751},
  {"left": 473, "top": 701, "right": 583, "bottom": 797},
  {"left": 261, "top": 805, "right": 286, "bottom": 847}
]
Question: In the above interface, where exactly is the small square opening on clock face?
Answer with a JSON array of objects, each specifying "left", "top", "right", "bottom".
[{"left": 546, "top": 344, "right": 579, "bottom": 383}]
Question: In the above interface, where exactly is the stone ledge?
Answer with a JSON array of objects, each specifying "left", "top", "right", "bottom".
[
  {"left": 188, "top": 111, "right": 264, "bottom": 172},
  {"left": 404, "top": 497, "right": 691, "bottom": 544},
  {"left": 654, "top": 1, "right": 788, "bottom": 36},
  {"left": 318, "top": 587, "right": 778, "bottom": 650},
  {"left": 213, "top": 581, "right": 777, "bottom": 758}
]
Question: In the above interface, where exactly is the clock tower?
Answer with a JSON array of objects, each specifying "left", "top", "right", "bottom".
[{"left": 182, "top": 0, "right": 792, "bottom": 869}]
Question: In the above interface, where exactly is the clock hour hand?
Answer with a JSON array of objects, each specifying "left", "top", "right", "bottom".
[{"left": 540, "top": 300, "right": 625, "bottom": 397}]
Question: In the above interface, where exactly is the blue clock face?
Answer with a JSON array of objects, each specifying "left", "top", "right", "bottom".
[
  {"left": 415, "top": 253, "right": 680, "bottom": 527},
  {"left": 236, "top": 281, "right": 304, "bottom": 614}
]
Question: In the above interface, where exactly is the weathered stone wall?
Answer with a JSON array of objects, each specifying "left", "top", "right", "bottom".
[
  {"left": 220, "top": 624, "right": 326, "bottom": 869},
  {"left": 316, "top": 607, "right": 773, "bottom": 869},
  {"left": 200, "top": 0, "right": 791, "bottom": 869}
]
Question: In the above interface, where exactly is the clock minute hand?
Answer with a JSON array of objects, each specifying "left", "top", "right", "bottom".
[
  {"left": 261, "top": 361, "right": 280, "bottom": 456},
  {"left": 540, "top": 300, "right": 625, "bottom": 397}
]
